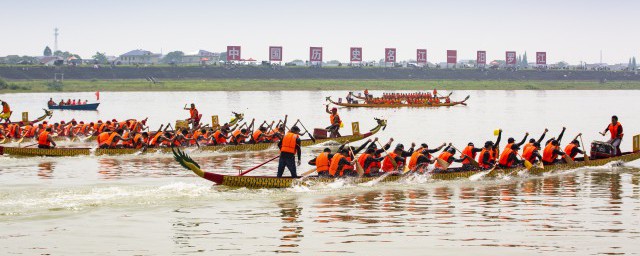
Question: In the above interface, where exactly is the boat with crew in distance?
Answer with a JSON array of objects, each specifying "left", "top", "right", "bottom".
[
  {"left": 0, "top": 118, "right": 387, "bottom": 157},
  {"left": 327, "top": 95, "right": 469, "bottom": 108},
  {"left": 48, "top": 102, "right": 100, "bottom": 111}
]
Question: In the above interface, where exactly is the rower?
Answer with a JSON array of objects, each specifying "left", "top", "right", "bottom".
[
  {"left": 542, "top": 139, "right": 567, "bottom": 165},
  {"left": 564, "top": 134, "right": 585, "bottom": 161},
  {"left": 363, "top": 138, "right": 392, "bottom": 175},
  {"left": 231, "top": 128, "right": 248, "bottom": 145},
  {"left": 309, "top": 148, "right": 333, "bottom": 177},
  {"left": 251, "top": 126, "right": 269, "bottom": 144},
  {"left": 0, "top": 100, "right": 12, "bottom": 122},
  {"left": 325, "top": 105, "right": 342, "bottom": 138},
  {"left": 328, "top": 148, "right": 353, "bottom": 177},
  {"left": 358, "top": 147, "right": 386, "bottom": 176},
  {"left": 132, "top": 132, "right": 149, "bottom": 149},
  {"left": 277, "top": 125, "right": 301, "bottom": 178},
  {"left": 106, "top": 128, "right": 132, "bottom": 149},
  {"left": 601, "top": 115, "right": 623, "bottom": 156},
  {"left": 37, "top": 127, "right": 57, "bottom": 149},
  {"left": 478, "top": 141, "right": 496, "bottom": 169},
  {"left": 522, "top": 142, "right": 543, "bottom": 164},
  {"left": 171, "top": 129, "right": 190, "bottom": 147},
  {"left": 461, "top": 142, "right": 483, "bottom": 170},
  {"left": 184, "top": 103, "right": 201, "bottom": 130},
  {"left": 434, "top": 144, "right": 468, "bottom": 171},
  {"left": 149, "top": 131, "right": 170, "bottom": 148},
  {"left": 48, "top": 98, "right": 55, "bottom": 106},
  {"left": 97, "top": 128, "right": 112, "bottom": 148},
  {"left": 381, "top": 143, "right": 415, "bottom": 172},
  {"left": 408, "top": 143, "right": 446, "bottom": 172},
  {"left": 498, "top": 144, "right": 523, "bottom": 168}
]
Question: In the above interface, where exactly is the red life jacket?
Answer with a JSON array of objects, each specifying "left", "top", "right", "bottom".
[
  {"left": 315, "top": 152, "right": 330, "bottom": 172},
  {"left": 542, "top": 143, "right": 557, "bottom": 163},
  {"left": 499, "top": 147, "right": 515, "bottom": 167},
  {"left": 381, "top": 152, "right": 400, "bottom": 172},
  {"left": 435, "top": 151, "right": 453, "bottom": 168},
  {"left": 564, "top": 144, "right": 578, "bottom": 160},
  {"left": 461, "top": 146, "right": 476, "bottom": 164},
  {"left": 608, "top": 122, "right": 623, "bottom": 139}
]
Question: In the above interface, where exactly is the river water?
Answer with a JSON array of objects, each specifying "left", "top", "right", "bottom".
[{"left": 1, "top": 90, "right": 639, "bottom": 255}]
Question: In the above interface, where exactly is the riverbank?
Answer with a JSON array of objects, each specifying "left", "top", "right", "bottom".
[{"left": 2, "top": 79, "right": 640, "bottom": 93}]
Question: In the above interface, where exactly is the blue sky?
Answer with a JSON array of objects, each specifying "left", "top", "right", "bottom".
[{"left": 1, "top": 0, "right": 638, "bottom": 64}]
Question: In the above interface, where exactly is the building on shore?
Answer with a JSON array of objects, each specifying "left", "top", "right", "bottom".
[
  {"left": 182, "top": 50, "right": 220, "bottom": 65},
  {"left": 118, "top": 49, "right": 161, "bottom": 65}
]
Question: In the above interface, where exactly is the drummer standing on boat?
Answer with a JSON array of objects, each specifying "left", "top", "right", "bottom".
[
  {"left": 325, "top": 105, "right": 342, "bottom": 138},
  {"left": 277, "top": 125, "right": 301, "bottom": 178},
  {"left": 184, "top": 103, "right": 200, "bottom": 129},
  {"left": 601, "top": 115, "right": 623, "bottom": 156}
]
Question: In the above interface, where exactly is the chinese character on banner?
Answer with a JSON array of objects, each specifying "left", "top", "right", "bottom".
[
  {"left": 417, "top": 49, "right": 427, "bottom": 64},
  {"left": 447, "top": 50, "right": 457, "bottom": 64},
  {"left": 477, "top": 51, "right": 487, "bottom": 65},
  {"left": 226, "top": 46, "right": 241, "bottom": 61},
  {"left": 506, "top": 51, "right": 516, "bottom": 65},
  {"left": 269, "top": 46, "right": 283, "bottom": 61},
  {"left": 350, "top": 47, "right": 362, "bottom": 62},
  {"left": 310, "top": 47, "right": 323, "bottom": 62},
  {"left": 536, "top": 52, "right": 547, "bottom": 65},
  {"left": 385, "top": 48, "right": 396, "bottom": 63}
]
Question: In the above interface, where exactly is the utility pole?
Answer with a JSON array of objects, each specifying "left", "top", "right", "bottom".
[{"left": 54, "top": 28, "right": 59, "bottom": 53}]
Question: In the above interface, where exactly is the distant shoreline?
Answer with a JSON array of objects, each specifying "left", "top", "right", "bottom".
[{"left": 2, "top": 79, "right": 640, "bottom": 93}]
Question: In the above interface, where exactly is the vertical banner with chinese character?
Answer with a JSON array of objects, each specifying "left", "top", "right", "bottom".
[
  {"left": 417, "top": 49, "right": 427, "bottom": 64},
  {"left": 506, "top": 51, "right": 516, "bottom": 65},
  {"left": 536, "top": 52, "right": 547, "bottom": 65},
  {"left": 269, "top": 46, "right": 282, "bottom": 62},
  {"left": 385, "top": 48, "right": 396, "bottom": 63},
  {"left": 350, "top": 47, "right": 363, "bottom": 62},
  {"left": 309, "top": 47, "right": 323, "bottom": 62},
  {"left": 477, "top": 51, "right": 487, "bottom": 66},
  {"left": 226, "top": 46, "right": 241, "bottom": 61},
  {"left": 447, "top": 50, "right": 457, "bottom": 64}
]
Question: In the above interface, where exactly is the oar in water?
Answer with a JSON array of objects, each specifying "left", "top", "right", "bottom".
[
  {"left": 579, "top": 134, "right": 590, "bottom": 163},
  {"left": 238, "top": 155, "right": 280, "bottom": 176},
  {"left": 22, "top": 143, "right": 39, "bottom": 148},
  {"left": 563, "top": 154, "right": 575, "bottom": 165}
]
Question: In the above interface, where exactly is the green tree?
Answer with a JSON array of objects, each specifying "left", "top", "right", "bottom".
[
  {"left": 92, "top": 52, "right": 108, "bottom": 64},
  {"left": 0, "top": 76, "right": 8, "bottom": 90},
  {"left": 43, "top": 46, "right": 52, "bottom": 56},
  {"left": 162, "top": 51, "right": 184, "bottom": 64}
]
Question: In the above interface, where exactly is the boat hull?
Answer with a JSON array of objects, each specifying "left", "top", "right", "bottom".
[
  {"left": 198, "top": 151, "right": 640, "bottom": 189},
  {"left": 328, "top": 96, "right": 468, "bottom": 108}
]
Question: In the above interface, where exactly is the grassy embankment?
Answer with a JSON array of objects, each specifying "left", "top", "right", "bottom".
[{"left": 2, "top": 79, "right": 640, "bottom": 93}]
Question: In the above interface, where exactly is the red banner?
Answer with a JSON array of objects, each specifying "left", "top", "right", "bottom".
[
  {"left": 476, "top": 51, "right": 486, "bottom": 65},
  {"left": 309, "top": 47, "right": 323, "bottom": 62},
  {"left": 385, "top": 48, "right": 396, "bottom": 63},
  {"left": 350, "top": 47, "right": 362, "bottom": 62},
  {"left": 269, "top": 46, "right": 283, "bottom": 61},
  {"left": 447, "top": 50, "right": 457, "bottom": 64},
  {"left": 536, "top": 52, "right": 547, "bottom": 65},
  {"left": 416, "top": 49, "right": 427, "bottom": 64},
  {"left": 506, "top": 51, "right": 516, "bottom": 65},
  {"left": 226, "top": 46, "right": 241, "bottom": 61}
]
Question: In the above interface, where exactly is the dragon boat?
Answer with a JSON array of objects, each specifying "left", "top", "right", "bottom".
[
  {"left": 170, "top": 140, "right": 640, "bottom": 189},
  {"left": 2, "top": 109, "right": 53, "bottom": 126},
  {"left": 349, "top": 91, "right": 453, "bottom": 101},
  {"left": 327, "top": 96, "right": 469, "bottom": 108},
  {"left": 0, "top": 118, "right": 386, "bottom": 157}
]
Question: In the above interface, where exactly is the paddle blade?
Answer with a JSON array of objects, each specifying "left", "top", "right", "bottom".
[
  {"left": 301, "top": 168, "right": 317, "bottom": 177},
  {"left": 402, "top": 165, "right": 411, "bottom": 174},
  {"left": 436, "top": 158, "right": 450, "bottom": 170},
  {"left": 494, "top": 129, "right": 500, "bottom": 136},
  {"left": 524, "top": 160, "right": 533, "bottom": 170},
  {"left": 563, "top": 154, "right": 575, "bottom": 164}
]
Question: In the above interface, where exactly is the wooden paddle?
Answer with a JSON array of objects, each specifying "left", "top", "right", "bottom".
[
  {"left": 452, "top": 145, "right": 480, "bottom": 168},
  {"left": 579, "top": 134, "right": 590, "bottom": 163},
  {"left": 348, "top": 146, "right": 365, "bottom": 177},
  {"left": 376, "top": 140, "right": 398, "bottom": 169},
  {"left": 238, "top": 155, "right": 280, "bottom": 176}
]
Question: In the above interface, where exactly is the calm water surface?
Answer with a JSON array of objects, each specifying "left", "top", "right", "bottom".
[{"left": 1, "top": 90, "right": 639, "bottom": 255}]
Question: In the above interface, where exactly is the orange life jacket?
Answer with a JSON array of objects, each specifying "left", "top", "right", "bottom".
[
  {"left": 133, "top": 133, "right": 143, "bottom": 149},
  {"left": 523, "top": 143, "right": 534, "bottom": 153},
  {"left": 564, "top": 143, "right": 578, "bottom": 160},
  {"left": 149, "top": 132, "right": 163, "bottom": 146},
  {"left": 97, "top": 132, "right": 110, "bottom": 146},
  {"left": 231, "top": 130, "right": 243, "bottom": 143},
  {"left": 498, "top": 147, "right": 515, "bottom": 167},
  {"left": 252, "top": 130, "right": 263, "bottom": 143},
  {"left": 38, "top": 131, "right": 50, "bottom": 146},
  {"left": 106, "top": 132, "right": 119, "bottom": 147},
  {"left": 542, "top": 143, "right": 557, "bottom": 163},
  {"left": 213, "top": 130, "right": 226, "bottom": 144},
  {"left": 190, "top": 108, "right": 198, "bottom": 119},
  {"left": 330, "top": 113, "right": 341, "bottom": 126},
  {"left": 316, "top": 152, "right": 330, "bottom": 172},
  {"left": 381, "top": 152, "right": 400, "bottom": 172},
  {"left": 328, "top": 153, "right": 346, "bottom": 176},
  {"left": 478, "top": 148, "right": 493, "bottom": 168},
  {"left": 522, "top": 146, "right": 536, "bottom": 162},
  {"left": 461, "top": 146, "right": 476, "bottom": 164},
  {"left": 357, "top": 153, "right": 374, "bottom": 174},
  {"left": 191, "top": 130, "right": 203, "bottom": 145},
  {"left": 280, "top": 132, "right": 298, "bottom": 154},
  {"left": 435, "top": 151, "right": 453, "bottom": 168},
  {"left": 408, "top": 151, "right": 425, "bottom": 170},
  {"left": 122, "top": 132, "right": 132, "bottom": 147},
  {"left": 608, "top": 122, "right": 623, "bottom": 139}
]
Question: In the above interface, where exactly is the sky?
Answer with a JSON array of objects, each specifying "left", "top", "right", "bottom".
[{"left": 1, "top": 0, "right": 639, "bottom": 64}]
